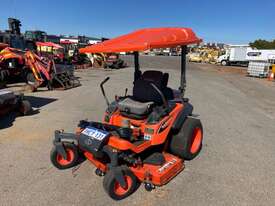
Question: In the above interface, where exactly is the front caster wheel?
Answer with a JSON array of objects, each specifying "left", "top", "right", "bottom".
[
  {"left": 95, "top": 168, "right": 105, "bottom": 176},
  {"left": 144, "top": 183, "right": 155, "bottom": 191},
  {"left": 50, "top": 143, "right": 80, "bottom": 170},
  {"left": 103, "top": 167, "right": 139, "bottom": 200}
]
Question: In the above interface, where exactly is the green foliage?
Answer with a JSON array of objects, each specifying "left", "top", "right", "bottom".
[{"left": 249, "top": 39, "right": 275, "bottom": 49}]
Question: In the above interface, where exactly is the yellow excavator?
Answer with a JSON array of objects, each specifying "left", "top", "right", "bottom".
[{"left": 188, "top": 47, "right": 222, "bottom": 64}]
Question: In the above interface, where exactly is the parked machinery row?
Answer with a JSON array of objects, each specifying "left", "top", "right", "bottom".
[{"left": 0, "top": 46, "right": 80, "bottom": 91}]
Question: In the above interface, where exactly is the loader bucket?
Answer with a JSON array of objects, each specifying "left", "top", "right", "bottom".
[{"left": 51, "top": 64, "right": 80, "bottom": 90}]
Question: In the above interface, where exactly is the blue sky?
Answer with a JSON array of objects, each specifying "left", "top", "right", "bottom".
[{"left": 1, "top": 0, "right": 274, "bottom": 44}]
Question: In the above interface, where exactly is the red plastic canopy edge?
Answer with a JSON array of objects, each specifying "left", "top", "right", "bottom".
[{"left": 79, "top": 27, "right": 202, "bottom": 53}]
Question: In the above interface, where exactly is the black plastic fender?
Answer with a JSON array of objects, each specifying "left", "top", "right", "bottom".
[
  {"left": 55, "top": 142, "right": 68, "bottom": 160},
  {"left": 172, "top": 102, "right": 193, "bottom": 132},
  {"left": 53, "top": 130, "right": 78, "bottom": 159},
  {"left": 113, "top": 167, "right": 127, "bottom": 188},
  {"left": 102, "top": 146, "right": 126, "bottom": 188}
]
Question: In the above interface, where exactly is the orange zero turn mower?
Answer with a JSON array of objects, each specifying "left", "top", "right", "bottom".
[{"left": 50, "top": 27, "right": 203, "bottom": 200}]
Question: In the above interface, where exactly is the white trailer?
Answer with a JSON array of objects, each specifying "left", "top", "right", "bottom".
[
  {"left": 218, "top": 45, "right": 251, "bottom": 66},
  {"left": 246, "top": 49, "right": 275, "bottom": 61}
]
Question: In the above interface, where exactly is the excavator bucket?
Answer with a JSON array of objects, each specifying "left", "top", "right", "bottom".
[
  {"left": 50, "top": 63, "right": 80, "bottom": 90},
  {"left": 24, "top": 51, "right": 80, "bottom": 91},
  {"left": 0, "top": 48, "right": 80, "bottom": 91}
]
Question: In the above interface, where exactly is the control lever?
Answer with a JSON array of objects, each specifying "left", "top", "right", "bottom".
[
  {"left": 124, "top": 88, "right": 128, "bottom": 96},
  {"left": 100, "top": 77, "right": 110, "bottom": 106}
]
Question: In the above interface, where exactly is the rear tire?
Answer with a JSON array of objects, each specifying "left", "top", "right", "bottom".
[
  {"left": 26, "top": 72, "right": 36, "bottom": 84},
  {"left": 170, "top": 117, "right": 203, "bottom": 160},
  {"left": 19, "top": 100, "right": 32, "bottom": 115},
  {"left": 103, "top": 63, "right": 108, "bottom": 69},
  {"left": 25, "top": 72, "right": 39, "bottom": 91},
  {"left": 50, "top": 143, "right": 80, "bottom": 170},
  {"left": 103, "top": 167, "right": 139, "bottom": 200},
  {"left": 0, "top": 80, "right": 6, "bottom": 89}
]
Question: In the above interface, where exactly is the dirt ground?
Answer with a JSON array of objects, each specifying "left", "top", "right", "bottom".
[{"left": 0, "top": 55, "right": 274, "bottom": 206}]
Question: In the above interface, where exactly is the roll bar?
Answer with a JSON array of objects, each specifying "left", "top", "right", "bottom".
[
  {"left": 180, "top": 45, "right": 187, "bottom": 97},
  {"left": 134, "top": 51, "right": 142, "bottom": 82}
]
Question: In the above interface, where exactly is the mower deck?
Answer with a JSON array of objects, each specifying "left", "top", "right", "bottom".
[{"left": 130, "top": 153, "right": 184, "bottom": 186}]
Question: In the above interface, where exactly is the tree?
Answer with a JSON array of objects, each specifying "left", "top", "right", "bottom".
[{"left": 249, "top": 39, "right": 275, "bottom": 49}]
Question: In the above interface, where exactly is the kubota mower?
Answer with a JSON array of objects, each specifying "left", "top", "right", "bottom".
[{"left": 50, "top": 28, "right": 203, "bottom": 200}]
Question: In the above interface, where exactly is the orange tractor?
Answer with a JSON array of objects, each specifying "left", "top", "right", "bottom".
[
  {"left": 0, "top": 47, "right": 80, "bottom": 91},
  {"left": 50, "top": 28, "right": 203, "bottom": 200}
]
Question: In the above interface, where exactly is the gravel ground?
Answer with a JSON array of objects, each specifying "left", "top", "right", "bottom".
[{"left": 0, "top": 55, "right": 274, "bottom": 206}]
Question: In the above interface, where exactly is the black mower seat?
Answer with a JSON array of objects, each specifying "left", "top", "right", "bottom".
[
  {"left": 142, "top": 70, "right": 165, "bottom": 88},
  {"left": 118, "top": 70, "right": 174, "bottom": 119},
  {"left": 117, "top": 79, "right": 164, "bottom": 119},
  {"left": 118, "top": 98, "right": 154, "bottom": 116},
  {"left": 141, "top": 70, "right": 174, "bottom": 100}
]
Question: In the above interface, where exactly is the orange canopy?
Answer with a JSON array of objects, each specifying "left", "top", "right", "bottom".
[
  {"left": 79, "top": 27, "right": 202, "bottom": 53},
  {"left": 36, "top": 42, "right": 63, "bottom": 49}
]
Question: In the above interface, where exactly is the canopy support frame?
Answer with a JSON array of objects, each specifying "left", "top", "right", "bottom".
[
  {"left": 180, "top": 45, "right": 187, "bottom": 97},
  {"left": 134, "top": 51, "right": 141, "bottom": 82}
]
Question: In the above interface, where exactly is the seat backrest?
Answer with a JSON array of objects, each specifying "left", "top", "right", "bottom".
[
  {"left": 142, "top": 70, "right": 170, "bottom": 88},
  {"left": 142, "top": 70, "right": 164, "bottom": 88},
  {"left": 133, "top": 78, "right": 163, "bottom": 105},
  {"left": 132, "top": 70, "right": 172, "bottom": 104},
  {"left": 162, "top": 73, "right": 169, "bottom": 87}
]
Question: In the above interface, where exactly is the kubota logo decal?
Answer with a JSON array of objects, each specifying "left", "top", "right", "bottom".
[
  {"left": 158, "top": 117, "right": 171, "bottom": 133},
  {"left": 158, "top": 159, "right": 177, "bottom": 173}
]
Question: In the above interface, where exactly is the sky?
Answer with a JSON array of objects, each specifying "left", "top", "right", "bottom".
[{"left": 0, "top": 0, "right": 274, "bottom": 44}]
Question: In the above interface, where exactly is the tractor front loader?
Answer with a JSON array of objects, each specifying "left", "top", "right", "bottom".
[{"left": 0, "top": 47, "right": 80, "bottom": 91}]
